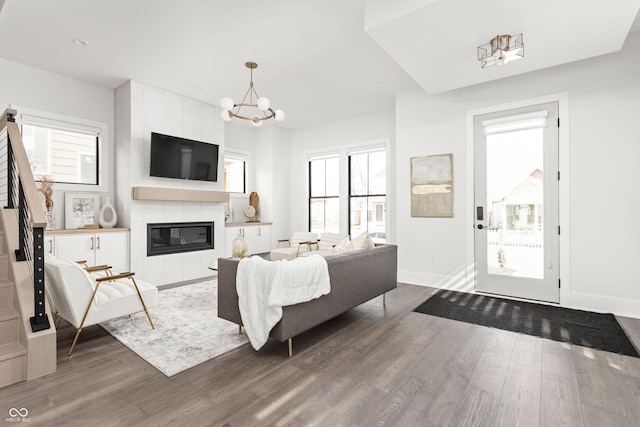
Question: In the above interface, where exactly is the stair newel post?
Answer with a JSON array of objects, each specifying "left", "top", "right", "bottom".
[
  {"left": 30, "top": 226, "right": 50, "bottom": 332},
  {"left": 6, "top": 112, "right": 15, "bottom": 209}
]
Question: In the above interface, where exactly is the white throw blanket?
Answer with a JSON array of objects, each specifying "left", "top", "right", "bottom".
[{"left": 236, "top": 254, "right": 330, "bottom": 350}]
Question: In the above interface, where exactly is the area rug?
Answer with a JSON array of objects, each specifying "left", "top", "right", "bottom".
[
  {"left": 414, "top": 289, "right": 640, "bottom": 358},
  {"left": 100, "top": 280, "right": 248, "bottom": 376}
]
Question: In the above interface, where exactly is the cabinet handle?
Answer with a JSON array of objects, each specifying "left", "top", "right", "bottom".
[
  {"left": 90, "top": 237, "right": 94, "bottom": 250},
  {"left": 97, "top": 236, "right": 101, "bottom": 250},
  {"left": 48, "top": 239, "right": 53, "bottom": 254},
  {"left": 258, "top": 227, "right": 261, "bottom": 237}
]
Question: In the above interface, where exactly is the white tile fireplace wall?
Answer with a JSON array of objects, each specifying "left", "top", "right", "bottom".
[{"left": 115, "top": 80, "right": 225, "bottom": 285}]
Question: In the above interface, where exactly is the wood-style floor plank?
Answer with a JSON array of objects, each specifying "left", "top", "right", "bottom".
[{"left": 1, "top": 283, "right": 640, "bottom": 427}]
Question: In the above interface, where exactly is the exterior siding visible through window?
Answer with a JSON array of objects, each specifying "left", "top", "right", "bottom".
[{"left": 22, "top": 123, "right": 99, "bottom": 185}]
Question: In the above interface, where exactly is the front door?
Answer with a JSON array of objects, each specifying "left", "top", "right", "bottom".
[{"left": 473, "top": 102, "right": 560, "bottom": 303}]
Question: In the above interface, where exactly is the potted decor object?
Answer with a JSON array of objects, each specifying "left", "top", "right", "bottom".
[
  {"left": 98, "top": 196, "right": 117, "bottom": 228},
  {"left": 37, "top": 176, "right": 55, "bottom": 230}
]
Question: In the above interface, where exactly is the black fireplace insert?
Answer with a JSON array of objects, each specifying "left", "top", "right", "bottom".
[{"left": 147, "top": 221, "right": 214, "bottom": 256}]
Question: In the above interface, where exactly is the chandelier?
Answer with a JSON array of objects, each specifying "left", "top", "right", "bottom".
[
  {"left": 220, "top": 62, "right": 285, "bottom": 127},
  {"left": 477, "top": 34, "right": 524, "bottom": 68}
]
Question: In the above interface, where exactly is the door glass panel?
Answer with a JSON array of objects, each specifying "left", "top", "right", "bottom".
[{"left": 486, "top": 128, "right": 544, "bottom": 279}]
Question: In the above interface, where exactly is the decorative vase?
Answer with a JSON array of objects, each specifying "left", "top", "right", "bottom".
[
  {"left": 232, "top": 233, "right": 248, "bottom": 258},
  {"left": 45, "top": 209, "right": 55, "bottom": 231},
  {"left": 98, "top": 197, "right": 117, "bottom": 228}
]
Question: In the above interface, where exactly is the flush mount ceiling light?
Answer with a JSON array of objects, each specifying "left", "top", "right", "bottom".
[
  {"left": 477, "top": 34, "right": 524, "bottom": 68},
  {"left": 220, "top": 62, "right": 285, "bottom": 127}
]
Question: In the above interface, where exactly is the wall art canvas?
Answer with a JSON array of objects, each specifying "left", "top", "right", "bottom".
[
  {"left": 65, "top": 193, "right": 101, "bottom": 229},
  {"left": 411, "top": 153, "right": 453, "bottom": 217}
]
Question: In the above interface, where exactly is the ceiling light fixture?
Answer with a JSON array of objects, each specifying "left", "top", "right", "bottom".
[
  {"left": 220, "top": 62, "right": 285, "bottom": 127},
  {"left": 72, "top": 38, "right": 89, "bottom": 47},
  {"left": 477, "top": 34, "right": 524, "bottom": 68}
]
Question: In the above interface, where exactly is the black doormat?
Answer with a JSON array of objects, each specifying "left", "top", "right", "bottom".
[{"left": 414, "top": 289, "right": 640, "bottom": 358}]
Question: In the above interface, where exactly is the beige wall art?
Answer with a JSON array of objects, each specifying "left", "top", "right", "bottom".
[{"left": 411, "top": 153, "right": 453, "bottom": 217}]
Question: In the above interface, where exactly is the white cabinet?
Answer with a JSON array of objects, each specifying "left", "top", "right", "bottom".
[
  {"left": 53, "top": 230, "right": 130, "bottom": 272},
  {"left": 225, "top": 224, "right": 272, "bottom": 256}
]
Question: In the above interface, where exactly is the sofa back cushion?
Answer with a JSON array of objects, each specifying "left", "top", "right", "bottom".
[{"left": 318, "top": 233, "right": 348, "bottom": 252}]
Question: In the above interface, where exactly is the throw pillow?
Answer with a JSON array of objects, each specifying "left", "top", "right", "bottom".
[
  {"left": 352, "top": 231, "right": 374, "bottom": 250},
  {"left": 332, "top": 237, "right": 354, "bottom": 254}
]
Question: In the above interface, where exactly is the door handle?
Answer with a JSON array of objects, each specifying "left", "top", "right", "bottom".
[{"left": 477, "top": 224, "right": 483, "bottom": 230}]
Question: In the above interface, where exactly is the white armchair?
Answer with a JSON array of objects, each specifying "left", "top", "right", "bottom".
[
  {"left": 45, "top": 257, "right": 158, "bottom": 356},
  {"left": 270, "top": 231, "right": 319, "bottom": 261}
]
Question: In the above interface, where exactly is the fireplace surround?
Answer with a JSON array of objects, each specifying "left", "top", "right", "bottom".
[{"left": 147, "top": 222, "right": 214, "bottom": 256}]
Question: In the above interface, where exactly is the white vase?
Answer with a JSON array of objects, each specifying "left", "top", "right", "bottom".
[
  {"left": 232, "top": 233, "right": 248, "bottom": 258},
  {"left": 98, "top": 197, "right": 117, "bottom": 228}
]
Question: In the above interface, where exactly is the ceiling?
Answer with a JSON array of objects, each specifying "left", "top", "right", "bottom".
[{"left": 0, "top": 0, "right": 638, "bottom": 130}]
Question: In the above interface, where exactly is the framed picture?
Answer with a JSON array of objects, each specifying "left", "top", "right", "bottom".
[
  {"left": 65, "top": 193, "right": 101, "bottom": 229},
  {"left": 411, "top": 153, "right": 453, "bottom": 217}
]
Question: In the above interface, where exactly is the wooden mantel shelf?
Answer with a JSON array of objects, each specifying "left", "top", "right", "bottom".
[{"left": 132, "top": 186, "right": 230, "bottom": 203}]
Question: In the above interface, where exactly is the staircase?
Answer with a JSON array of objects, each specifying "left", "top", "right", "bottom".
[
  {"left": 0, "top": 230, "right": 27, "bottom": 388},
  {"left": 0, "top": 108, "right": 57, "bottom": 389}
]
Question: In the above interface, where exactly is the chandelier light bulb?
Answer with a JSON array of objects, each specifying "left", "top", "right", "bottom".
[
  {"left": 252, "top": 116, "right": 263, "bottom": 127},
  {"left": 275, "top": 109, "right": 286, "bottom": 122},
  {"left": 220, "top": 97, "right": 234, "bottom": 111},
  {"left": 221, "top": 110, "right": 232, "bottom": 122},
  {"left": 257, "top": 97, "right": 270, "bottom": 111}
]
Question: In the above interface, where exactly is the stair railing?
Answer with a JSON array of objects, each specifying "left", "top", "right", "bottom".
[{"left": 0, "top": 108, "right": 50, "bottom": 332}]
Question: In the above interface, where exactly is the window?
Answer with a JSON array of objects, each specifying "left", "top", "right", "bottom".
[
  {"left": 308, "top": 156, "right": 340, "bottom": 233},
  {"left": 12, "top": 107, "right": 107, "bottom": 190},
  {"left": 21, "top": 122, "right": 99, "bottom": 185},
  {"left": 224, "top": 153, "right": 247, "bottom": 193},
  {"left": 349, "top": 149, "right": 386, "bottom": 242}
]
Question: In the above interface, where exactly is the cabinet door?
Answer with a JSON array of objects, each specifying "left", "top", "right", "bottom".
[
  {"left": 56, "top": 234, "right": 95, "bottom": 264},
  {"left": 44, "top": 236, "right": 56, "bottom": 257},
  {"left": 255, "top": 226, "right": 272, "bottom": 253},
  {"left": 95, "top": 232, "right": 130, "bottom": 273}
]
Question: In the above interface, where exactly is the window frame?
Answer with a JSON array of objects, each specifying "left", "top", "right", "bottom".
[
  {"left": 223, "top": 149, "right": 249, "bottom": 194},
  {"left": 348, "top": 147, "right": 387, "bottom": 240},
  {"left": 303, "top": 139, "right": 391, "bottom": 241},
  {"left": 12, "top": 105, "right": 108, "bottom": 192},
  {"left": 308, "top": 155, "right": 340, "bottom": 233}
]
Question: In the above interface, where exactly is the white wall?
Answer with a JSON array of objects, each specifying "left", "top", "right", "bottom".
[
  {"left": 0, "top": 58, "right": 115, "bottom": 227},
  {"left": 395, "top": 32, "right": 640, "bottom": 317},
  {"left": 225, "top": 122, "right": 292, "bottom": 247}
]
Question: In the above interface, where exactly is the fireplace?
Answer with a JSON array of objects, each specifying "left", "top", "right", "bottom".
[{"left": 147, "top": 222, "right": 214, "bottom": 256}]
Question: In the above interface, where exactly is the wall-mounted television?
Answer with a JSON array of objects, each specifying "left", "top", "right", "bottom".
[{"left": 150, "top": 132, "right": 219, "bottom": 182}]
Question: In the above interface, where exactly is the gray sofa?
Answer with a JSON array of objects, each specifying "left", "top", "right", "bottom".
[{"left": 217, "top": 244, "right": 397, "bottom": 355}]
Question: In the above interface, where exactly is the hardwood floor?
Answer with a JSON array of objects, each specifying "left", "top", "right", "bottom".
[{"left": 2, "top": 283, "right": 640, "bottom": 426}]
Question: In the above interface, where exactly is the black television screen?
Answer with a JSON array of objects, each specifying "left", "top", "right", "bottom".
[{"left": 150, "top": 132, "right": 219, "bottom": 182}]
